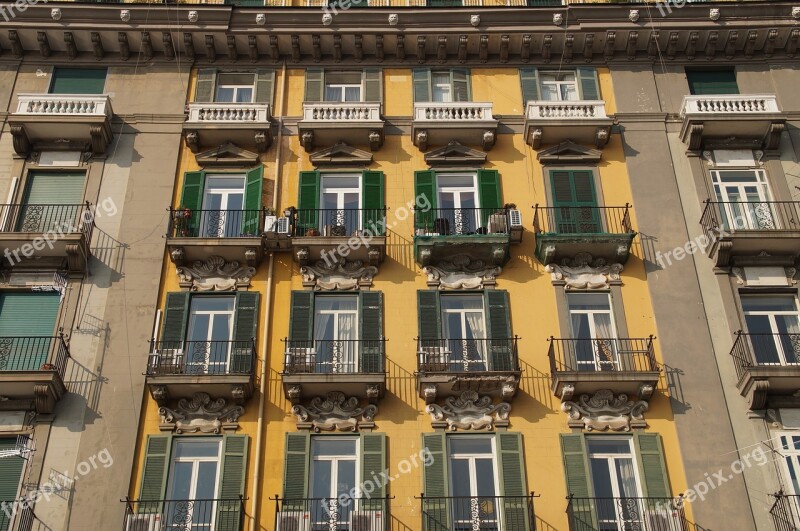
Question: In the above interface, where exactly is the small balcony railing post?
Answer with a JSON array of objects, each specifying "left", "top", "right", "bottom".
[{"left": 292, "top": 208, "right": 387, "bottom": 237}]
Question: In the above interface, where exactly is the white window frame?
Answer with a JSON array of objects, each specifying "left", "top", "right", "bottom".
[
  {"left": 436, "top": 172, "right": 480, "bottom": 235},
  {"left": 214, "top": 73, "right": 256, "bottom": 103},
  {"left": 313, "top": 295, "right": 359, "bottom": 373},
  {"left": 742, "top": 294, "right": 800, "bottom": 366},
  {"left": 586, "top": 436, "right": 644, "bottom": 530},
  {"left": 776, "top": 431, "right": 800, "bottom": 496},
  {"left": 711, "top": 168, "right": 777, "bottom": 231},
  {"left": 323, "top": 72, "right": 363, "bottom": 103},
  {"left": 539, "top": 70, "right": 579, "bottom": 102},
  {"left": 200, "top": 174, "right": 247, "bottom": 238},
  {"left": 309, "top": 436, "right": 361, "bottom": 525},
  {"left": 186, "top": 295, "right": 236, "bottom": 373},
  {"left": 165, "top": 438, "right": 223, "bottom": 530},
  {"left": 320, "top": 174, "right": 362, "bottom": 233},
  {"left": 431, "top": 71, "right": 453, "bottom": 103},
  {"left": 567, "top": 292, "right": 620, "bottom": 371},
  {"left": 447, "top": 435, "right": 502, "bottom": 529}
]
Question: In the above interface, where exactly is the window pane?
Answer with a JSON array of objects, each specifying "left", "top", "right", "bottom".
[
  {"left": 568, "top": 293, "right": 611, "bottom": 311},
  {"left": 337, "top": 460, "right": 356, "bottom": 496},
  {"left": 742, "top": 296, "right": 797, "bottom": 313},
  {"left": 449, "top": 437, "right": 492, "bottom": 454},
  {"left": 218, "top": 73, "right": 255, "bottom": 86},
  {"left": 191, "top": 296, "right": 235, "bottom": 313},
  {"left": 210, "top": 314, "right": 232, "bottom": 342},
  {"left": 206, "top": 176, "right": 246, "bottom": 191},
  {"left": 313, "top": 438, "right": 357, "bottom": 456},
  {"left": 345, "top": 87, "right": 362, "bottom": 102},
  {"left": 196, "top": 462, "right": 219, "bottom": 499},
  {"left": 475, "top": 459, "right": 497, "bottom": 497},
  {"left": 441, "top": 295, "right": 483, "bottom": 311},
  {"left": 173, "top": 440, "right": 221, "bottom": 458},
  {"left": 188, "top": 314, "right": 210, "bottom": 342},
  {"left": 322, "top": 176, "right": 360, "bottom": 190},
  {"left": 326, "top": 72, "right": 362, "bottom": 85},
  {"left": 438, "top": 175, "right": 475, "bottom": 188},
  {"left": 589, "top": 458, "right": 614, "bottom": 497},
  {"left": 324, "top": 86, "right": 343, "bottom": 102},
  {"left": 587, "top": 438, "right": 631, "bottom": 455},
  {"left": 168, "top": 462, "right": 193, "bottom": 499},
  {"left": 540, "top": 84, "right": 558, "bottom": 101},
  {"left": 216, "top": 87, "right": 234, "bottom": 103},
  {"left": 450, "top": 459, "right": 470, "bottom": 497},
  {"left": 316, "top": 296, "right": 358, "bottom": 312},
  {"left": 311, "top": 460, "right": 332, "bottom": 498},
  {"left": 236, "top": 88, "right": 253, "bottom": 103}
]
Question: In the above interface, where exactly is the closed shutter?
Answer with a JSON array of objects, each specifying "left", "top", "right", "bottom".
[
  {"left": 0, "top": 292, "right": 60, "bottom": 370},
  {"left": 497, "top": 433, "right": 530, "bottom": 530},
  {"left": 138, "top": 435, "right": 173, "bottom": 513},
  {"left": 242, "top": 166, "right": 263, "bottom": 236},
  {"left": 50, "top": 67, "right": 107, "bottom": 95},
  {"left": 161, "top": 292, "right": 190, "bottom": 347},
  {"left": 0, "top": 438, "right": 25, "bottom": 531},
  {"left": 231, "top": 292, "right": 259, "bottom": 373},
  {"left": 576, "top": 67, "right": 601, "bottom": 100},
  {"left": 519, "top": 68, "right": 540, "bottom": 103},
  {"left": 451, "top": 69, "right": 471, "bottom": 102},
  {"left": 485, "top": 290, "right": 513, "bottom": 371},
  {"left": 19, "top": 172, "right": 86, "bottom": 232},
  {"left": 560, "top": 434, "right": 596, "bottom": 529},
  {"left": 686, "top": 69, "right": 739, "bottom": 95},
  {"left": 305, "top": 69, "right": 325, "bottom": 102},
  {"left": 282, "top": 433, "right": 310, "bottom": 510},
  {"left": 478, "top": 169, "right": 502, "bottom": 229},
  {"left": 359, "top": 291, "right": 383, "bottom": 373},
  {"left": 254, "top": 69, "right": 276, "bottom": 104},
  {"left": 360, "top": 433, "right": 387, "bottom": 510},
  {"left": 634, "top": 433, "right": 670, "bottom": 498},
  {"left": 413, "top": 69, "right": 432, "bottom": 103},
  {"left": 421, "top": 432, "right": 449, "bottom": 531},
  {"left": 361, "top": 171, "right": 384, "bottom": 236},
  {"left": 216, "top": 435, "right": 248, "bottom": 531},
  {"left": 195, "top": 68, "right": 217, "bottom": 103},
  {"left": 289, "top": 291, "right": 315, "bottom": 344},
  {"left": 414, "top": 170, "right": 437, "bottom": 231},
  {"left": 550, "top": 170, "right": 600, "bottom": 233},
  {"left": 298, "top": 171, "right": 321, "bottom": 234},
  {"left": 179, "top": 171, "right": 206, "bottom": 237},
  {"left": 417, "top": 290, "right": 441, "bottom": 354},
  {"left": 363, "top": 68, "right": 382, "bottom": 103}
]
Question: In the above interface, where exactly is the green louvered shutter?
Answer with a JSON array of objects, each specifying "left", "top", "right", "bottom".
[
  {"left": 0, "top": 292, "right": 60, "bottom": 370},
  {"left": 19, "top": 172, "right": 86, "bottom": 232},
  {"left": 298, "top": 171, "right": 321, "bottom": 235},
  {"left": 560, "top": 434, "right": 596, "bottom": 529},
  {"left": 231, "top": 292, "right": 259, "bottom": 373},
  {"left": 283, "top": 433, "right": 310, "bottom": 510},
  {"left": 686, "top": 69, "right": 739, "bottom": 95},
  {"left": 255, "top": 69, "right": 276, "bottom": 104},
  {"left": 359, "top": 291, "right": 383, "bottom": 374},
  {"left": 216, "top": 435, "right": 248, "bottom": 531},
  {"left": 360, "top": 433, "right": 387, "bottom": 511},
  {"left": 363, "top": 68, "right": 382, "bottom": 103},
  {"left": 289, "top": 291, "right": 315, "bottom": 345},
  {"left": 0, "top": 437, "right": 24, "bottom": 531},
  {"left": 550, "top": 170, "right": 600, "bottom": 234},
  {"left": 576, "top": 67, "right": 601, "bottom": 100},
  {"left": 50, "top": 68, "right": 107, "bottom": 95},
  {"left": 519, "top": 68, "right": 540, "bottom": 103},
  {"left": 179, "top": 171, "right": 206, "bottom": 237},
  {"left": 634, "top": 433, "right": 670, "bottom": 498},
  {"left": 485, "top": 290, "right": 513, "bottom": 371},
  {"left": 417, "top": 290, "right": 442, "bottom": 350},
  {"left": 451, "top": 69, "right": 471, "bottom": 102},
  {"left": 138, "top": 435, "right": 172, "bottom": 513},
  {"left": 421, "top": 432, "right": 449, "bottom": 531},
  {"left": 413, "top": 69, "right": 432, "bottom": 103},
  {"left": 305, "top": 69, "right": 324, "bottom": 102},
  {"left": 242, "top": 166, "right": 263, "bottom": 236},
  {"left": 478, "top": 169, "right": 502, "bottom": 229},
  {"left": 362, "top": 171, "right": 384, "bottom": 236},
  {"left": 498, "top": 433, "right": 530, "bottom": 530},
  {"left": 195, "top": 68, "right": 217, "bottom": 102},
  {"left": 161, "top": 292, "right": 190, "bottom": 348},
  {"left": 414, "top": 171, "right": 437, "bottom": 232}
]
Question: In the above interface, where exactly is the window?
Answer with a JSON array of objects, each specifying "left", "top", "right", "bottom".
[
  {"left": 437, "top": 174, "right": 479, "bottom": 234},
  {"left": 414, "top": 170, "right": 503, "bottom": 236},
  {"left": 185, "top": 296, "right": 236, "bottom": 373},
  {"left": 310, "top": 438, "right": 359, "bottom": 527},
  {"left": 520, "top": 67, "right": 600, "bottom": 103},
  {"left": 413, "top": 69, "right": 471, "bottom": 103},
  {"left": 0, "top": 438, "right": 25, "bottom": 531},
  {"left": 194, "top": 69, "right": 275, "bottom": 105},
  {"left": 741, "top": 295, "right": 800, "bottom": 365},
  {"left": 540, "top": 71, "right": 578, "bottom": 101},
  {"left": 449, "top": 437, "right": 500, "bottom": 528},
  {"left": 711, "top": 169, "right": 775, "bottom": 231},
  {"left": 0, "top": 292, "right": 60, "bottom": 371},
  {"left": 686, "top": 69, "right": 739, "bottom": 95},
  {"left": 296, "top": 171, "right": 384, "bottom": 237},
  {"left": 314, "top": 295, "right": 359, "bottom": 372},
  {"left": 50, "top": 68, "right": 107, "bottom": 95},
  {"left": 320, "top": 175, "right": 361, "bottom": 235},
  {"left": 17, "top": 172, "right": 86, "bottom": 233},
  {"left": 214, "top": 73, "right": 255, "bottom": 103},
  {"left": 323, "top": 71, "right": 363, "bottom": 102},
  {"left": 549, "top": 170, "right": 601, "bottom": 234},
  {"left": 304, "top": 69, "right": 382, "bottom": 103},
  {"left": 777, "top": 433, "right": 800, "bottom": 495},
  {"left": 165, "top": 439, "right": 222, "bottom": 530},
  {"left": 587, "top": 438, "right": 644, "bottom": 529},
  {"left": 568, "top": 293, "right": 619, "bottom": 371}
]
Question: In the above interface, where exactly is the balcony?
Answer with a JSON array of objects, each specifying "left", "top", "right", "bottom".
[
  {"left": 771, "top": 492, "right": 800, "bottom": 531},
  {"left": 122, "top": 497, "right": 244, "bottom": 531},
  {"left": 0, "top": 335, "right": 70, "bottom": 414},
  {"left": 145, "top": 339, "right": 256, "bottom": 405},
  {"left": 418, "top": 494, "right": 536, "bottom": 531},
  {"left": 273, "top": 496, "right": 389, "bottom": 531},
  {"left": 533, "top": 205, "right": 635, "bottom": 265},
  {"left": 413, "top": 207, "right": 516, "bottom": 267},
  {"left": 417, "top": 338, "right": 521, "bottom": 403},
  {"left": 282, "top": 339, "right": 386, "bottom": 403},
  {"left": 412, "top": 102, "right": 498, "bottom": 151},
  {"left": 298, "top": 102, "right": 384, "bottom": 152},
  {"left": 730, "top": 332, "right": 800, "bottom": 410},
  {"left": 166, "top": 208, "right": 266, "bottom": 267},
  {"left": 566, "top": 496, "right": 686, "bottom": 531},
  {"left": 679, "top": 94, "right": 784, "bottom": 150},
  {"left": 8, "top": 94, "right": 113, "bottom": 155},
  {"left": 0, "top": 203, "right": 94, "bottom": 273},
  {"left": 184, "top": 103, "right": 272, "bottom": 153},
  {"left": 524, "top": 100, "right": 613, "bottom": 149},
  {"left": 700, "top": 200, "right": 800, "bottom": 267},
  {"left": 291, "top": 208, "right": 386, "bottom": 266},
  {"left": 0, "top": 499, "right": 34, "bottom": 531},
  {"left": 548, "top": 337, "right": 659, "bottom": 402}
]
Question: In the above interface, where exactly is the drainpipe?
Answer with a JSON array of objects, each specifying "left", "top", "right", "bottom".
[{"left": 250, "top": 57, "right": 287, "bottom": 531}]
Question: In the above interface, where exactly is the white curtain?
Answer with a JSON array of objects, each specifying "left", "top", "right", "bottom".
[
  {"left": 337, "top": 312, "right": 357, "bottom": 372},
  {"left": 465, "top": 311, "right": 486, "bottom": 369},
  {"left": 313, "top": 312, "right": 332, "bottom": 371},
  {"left": 616, "top": 459, "right": 643, "bottom": 527}
]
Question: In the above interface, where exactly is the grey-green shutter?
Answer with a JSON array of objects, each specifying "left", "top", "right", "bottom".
[
  {"left": 0, "top": 437, "right": 24, "bottom": 530},
  {"left": 451, "top": 69, "right": 471, "bottom": 102},
  {"left": 255, "top": 69, "right": 276, "bottom": 104},
  {"left": 243, "top": 166, "right": 263, "bottom": 236},
  {"left": 497, "top": 433, "right": 530, "bottom": 530},
  {"left": 686, "top": 69, "right": 739, "bottom": 95},
  {"left": 417, "top": 290, "right": 441, "bottom": 346},
  {"left": 519, "top": 68, "right": 540, "bottom": 103},
  {"left": 359, "top": 291, "right": 383, "bottom": 373},
  {"left": 298, "top": 171, "right": 321, "bottom": 233},
  {"left": 576, "top": 67, "right": 601, "bottom": 100},
  {"left": 282, "top": 433, "right": 310, "bottom": 510},
  {"left": 414, "top": 170, "right": 437, "bottom": 231},
  {"left": 634, "top": 433, "right": 670, "bottom": 498},
  {"left": 161, "top": 292, "right": 190, "bottom": 346},
  {"left": 289, "top": 291, "right": 315, "bottom": 343},
  {"left": 363, "top": 68, "right": 382, "bottom": 103},
  {"left": 232, "top": 292, "right": 259, "bottom": 373},
  {"left": 421, "top": 432, "right": 449, "bottom": 531},
  {"left": 550, "top": 170, "right": 600, "bottom": 233},
  {"left": 413, "top": 69, "right": 432, "bottom": 103},
  {"left": 362, "top": 170, "right": 384, "bottom": 236},
  {"left": 305, "top": 68, "right": 324, "bottom": 102},
  {"left": 485, "top": 290, "right": 513, "bottom": 371},
  {"left": 360, "top": 433, "right": 387, "bottom": 511},
  {"left": 0, "top": 292, "right": 60, "bottom": 371},
  {"left": 560, "top": 434, "right": 596, "bottom": 529},
  {"left": 138, "top": 435, "right": 172, "bottom": 513},
  {"left": 50, "top": 67, "right": 107, "bottom": 95},
  {"left": 216, "top": 435, "right": 248, "bottom": 531},
  {"left": 478, "top": 169, "right": 502, "bottom": 229},
  {"left": 195, "top": 68, "right": 217, "bottom": 103}
]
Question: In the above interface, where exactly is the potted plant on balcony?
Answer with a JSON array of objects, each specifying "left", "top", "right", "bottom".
[
  {"left": 173, "top": 206, "right": 193, "bottom": 237},
  {"left": 40, "top": 363, "right": 56, "bottom": 371},
  {"left": 306, "top": 227, "right": 320, "bottom": 237}
]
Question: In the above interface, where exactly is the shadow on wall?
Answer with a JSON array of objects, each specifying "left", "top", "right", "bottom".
[
  {"left": 89, "top": 227, "right": 129, "bottom": 287},
  {"left": 535, "top": 514, "right": 561, "bottom": 531},
  {"left": 638, "top": 232, "right": 662, "bottom": 273},
  {"left": 61, "top": 321, "right": 111, "bottom": 427},
  {"left": 385, "top": 355, "right": 417, "bottom": 408},
  {"left": 662, "top": 362, "right": 691, "bottom": 415},
  {"left": 517, "top": 357, "right": 557, "bottom": 415}
]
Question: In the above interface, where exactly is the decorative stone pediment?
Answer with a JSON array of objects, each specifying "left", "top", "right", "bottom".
[
  {"left": 561, "top": 389, "right": 648, "bottom": 431},
  {"left": 159, "top": 392, "right": 244, "bottom": 434},
  {"left": 194, "top": 142, "right": 260, "bottom": 167},
  {"left": 424, "top": 254, "right": 500, "bottom": 289},
  {"left": 301, "top": 258, "right": 377, "bottom": 290},
  {"left": 177, "top": 255, "right": 256, "bottom": 291},
  {"left": 546, "top": 253, "right": 622, "bottom": 289},
  {"left": 292, "top": 391, "right": 377, "bottom": 432},
  {"left": 309, "top": 142, "right": 373, "bottom": 167},
  {"left": 424, "top": 140, "right": 487, "bottom": 166},
  {"left": 537, "top": 140, "right": 602, "bottom": 163},
  {"left": 427, "top": 390, "right": 510, "bottom": 431}
]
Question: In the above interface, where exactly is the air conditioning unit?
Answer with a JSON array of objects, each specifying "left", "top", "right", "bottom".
[
  {"left": 265, "top": 216, "right": 291, "bottom": 235},
  {"left": 124, "top": 514, "right": 162, "bottom": 531},
  {"left": 418, "top": 346, "right": 450, "bottom": 372},
  {"left": 646, "top": 510, "right": 684, "bottom": 531},
  {"left": 153, "top": 349, "right": 183, "bottom": 374},
  {"left": 276, "top": 511, "right": 311, "bottom": 531},
  {"left": 349, "top": 510, "right": 384, "bottom": 531},
  {"left": 508, "top": 209, "right": 523, "bottom": 227},
  {"left": 285, "top": 347, "right": 316, "bottom": 373}
]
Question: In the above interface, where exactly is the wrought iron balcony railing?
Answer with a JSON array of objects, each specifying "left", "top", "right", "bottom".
[
  {"left": 147, "top": 339, "right": 256, "bottom": 376},
  {"left": 0, "top": 499, "right": 34, "bottom": 531},
  {"left": 293, "top": 208, "right": 387, "bottom": 238},
  {"left": 272, "top": 496, "right": 389, "bottom": 531},
  {"left": 0, "top": 202, "right": 94, "bottom": 237},
  {"left": 283, "top": 339, "right": 386, "bottom": 374},
  {"left": 566, "top": 496, "right": 686, "bottom": 531},
  {"left": 771, "top": 492, "right": 800, "bottom": 531},
  {"left": 730, "top": 332, "right": 800, "bottom": 380},
  {"left": 0, "top": 335, "right": 70, "bottom": 376},
  {"left": 417, "top": 494, "right": 536, "bottom": 531},
  {"left": 122, "top": 497, "right": 245, "bottom": 531},
  {"left": 167, "top": 208, "right": 265, "bottom": 238},
  {"left": 414, "top": 208, "right": 510, "bottom": 237},
  {"left": 533, "top": 205, "right": 633, "bottom": 235},
  {"left": 548, "top": 337, "right": 657, "bottom": 374},
  {"left": 700, "top": 200, "right": 800, "bottom": 237},
  {"left": 417, "top": 338, "right": 520, "bottom": 373}
]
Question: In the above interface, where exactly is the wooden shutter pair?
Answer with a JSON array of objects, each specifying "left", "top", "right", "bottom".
[
  {"left": 413, "top": 170, "right": 502, "bottom": 231},
  {"left": 519, "top": 67, "right": 601, "bottom": 102},
  {"left": 549, "top": 170, "right": 601, "bottom": 234}
]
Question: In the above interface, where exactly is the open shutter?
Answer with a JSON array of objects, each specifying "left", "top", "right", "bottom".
[
  {"left": 362, "top": 171, "right": 384, "bottom": 236},
  {"left": 304, "top": 68, "right": 324, "bottom": 102},
  {"left": 550, "top": 170, "right": 600, "bottom": 233},
  {"left": 414, "top": 170, "right": 437, "bottom": 231},
  {"left": 413, "top": 69, "right": 432, "bottom": 103},
  {"left": 242, "top": 166, "right": 263, "bottom": 236},
  {"left": 360, "top": 433, "right": 387, "bottom": 511},
  {"left": 289, "top": 291, "right": 315, "bottom": 344},
  {"left": 161, "top": 292, "right": 190, "bottom": 347},
  {"left": 421, "top": 432, "right": 449, "bottom": 531},
  {"left": 576, "top": 67, "right": 601, "bottom": 100},
  {"left": 363, "top": 68, "right": 382, "bottom": 103},
  {"left": 634, "top": 433, "right": 670, "bottom": 498},
  {"left": 498, "top": 433, "right": 530, "bottom": 530},
  {"left": 255, "top": 69, "right": 276, "bottom": 104},
  {"left": 478, "top": 169, "right": 502, "bottom": 229},
  {"left": 0, "top": 438, "right": 24, "bottom": 530},
  {"left": 282, "top": 433, "right": 310, "bottom": 511},
  {"left": 138, "top": 435, "right": 172, "bottom": 513},
  {"left": 179, "top": 171, "right": 206, "bottom": 237},
  {"left": 560, "top": 434, "right": 596, "bottom": 529},
  {"left": 297, "top": 171, "right": 321, "bottom": 235},
  {"left": 232, "top": 292, "right": 259, "bottom": 373},
  {"left": 216, "top": 435, "right": 248, "bottom": 531},
  {"left": 417, "top": 290, "right": 441, "bottom": 344},
  {"left": 359, "top": 291, "right": 383, "bottom": 373},
  {"left": 485, "top": 290, "right": 513, "bottom": 371},
  {"left": 195, "top": 68, "right": 217, "bottom": 103},
  {"left": 519, "top": 68, "right": 540, "bottom": 103},
  {"left": 451, "top": 69, "right": 471, "bottom": 102}
]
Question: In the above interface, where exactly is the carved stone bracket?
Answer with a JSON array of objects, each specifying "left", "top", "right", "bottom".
[
  {"left": 10, "top": 125, "right": 31, "bottom": 155},
  {"left": 170, "top": 247, "right": 186, "bottom": 266},
  {"left": 295, "top": 246, "right": 310, "bottom": 266},
  {"left": 764, "top": 122, "right": 785, "bottom": 151},
  {"left": 561, "top": 389, "right": 648, "bottom": 431},
  {"left": 369, "top": 130, "right": 383, "bottom": 152},
  {"left": 415, "top": 130, "right": 429, "bottom": 151},
  {"left": 423, "top": 254, "right": 501, "bottom": 290},
  {"left": 546, "top": 253, "right": 623, "bottom": 289},
  {"left": 427, "top": 390, "right": 511, "bottom": 431},
  {"left": 292, "top": 391, "right": 377, "bottom": 432},
  {"left": 254, "top": 130, "right": 270, "bottom": 153},
  {"left": 595, "top": 127, "right": 610, "bottom": 149},
  {"left": 33, "top": 384, "right": 56, "bottom": 414},
  {"left": 301, "top": 130, "right": 314, "bottom": 152},
  {"left": 159, "top": 392, "right": 244, "bottom": 433},
  {"left": 482, "top": 130, "right": 496, "bottom": 151},
  {"left": 177, "top": 255, "right": 256, "bottom": 291},
  {"left": 301, "top": 257, "right": 378, "bottom": 291}
]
